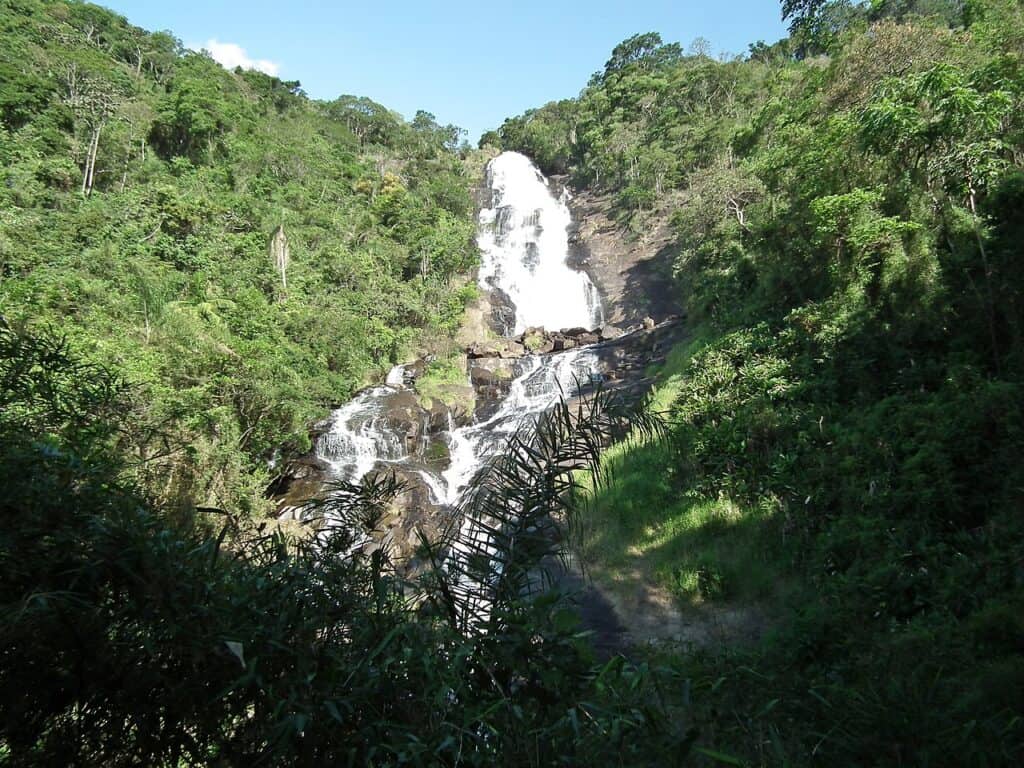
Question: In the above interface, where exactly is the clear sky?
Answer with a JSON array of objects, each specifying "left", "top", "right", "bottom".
[{"left": 102, "top": 1, "right": 788, "bottom": 143}]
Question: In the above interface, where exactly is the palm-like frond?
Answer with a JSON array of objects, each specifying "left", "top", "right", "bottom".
[
  {"left": 297, "top": 472, "right": 407, "bottom": 557},
  {"left": 433, "top": 381, "right": 665, "bottom": 634}
]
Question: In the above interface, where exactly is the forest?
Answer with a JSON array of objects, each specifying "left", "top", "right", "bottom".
[
  {"left": 0, "top": 0, "right": 479, "bottom": 516},
  {"left": 2, "top": 0, "right": 1023, "bottom": 765},
  {"left": 492, "top": 0, "right": 1024, "bottom": 763}
]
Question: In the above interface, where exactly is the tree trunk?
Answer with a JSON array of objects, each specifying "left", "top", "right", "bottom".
[
  {"left": 81, "top": 123, "right": 102, "bottom": 197},
  {"left": 269, "top": 225, "right": 290, "bottom": 292}
]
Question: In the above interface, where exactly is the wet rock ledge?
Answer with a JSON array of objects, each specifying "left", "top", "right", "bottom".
[{"left": 266, "top": 315, "right": 686, "bottom": 560}]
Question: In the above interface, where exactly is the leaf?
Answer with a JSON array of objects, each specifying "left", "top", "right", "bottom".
[
  {"left": 325, "top": 700, "right": 344, "bottom": 724},
  {"left": 755, "top": 698, "right": 780, "bottom": 719},
  {"left": 695, "top": 746, "right": 746, "bottom": 766},
  {"left": 224, "top": 640, "right": 245, "bottom": 669}
]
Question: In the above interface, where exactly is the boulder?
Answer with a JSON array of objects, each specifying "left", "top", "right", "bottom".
[
  {"left": 498, "top": 341, "right": 526, "bottom": 359},
  {"left": 599, "top": 324, "right": 623, "bottom": 341},
  {"left": 467, "top": 341, "right": 502, "bottom": 359},
  {"left": 288, "top": 454, "right": 332, "bottom": 481},
  {"left": 471, "top": 365, "right": 505, "bottom": 387},
  {"left": 308, "top": 417, "right": 334, "bottom": 441},
  {"left": 642, "top": 316, "right": 656, "bottom": 330},
  {"left": 577, "top": 332, "right": 600, "bottom": 346},
  {"left": 562, "top": 326, "right": 591, "bottom": 337},
  {"left": 404, "top": 359, "right": 427, "bottom": 382},
  {"left": 523, "top": 327, "right": 554, "bottom": 354},
  {"left": 552, "top": 336, "right": 577, "bottom": 352}
]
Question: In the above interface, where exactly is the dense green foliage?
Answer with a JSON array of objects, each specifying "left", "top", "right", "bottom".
[
  {"left": 0, "top": 324, "right": 692, "bottom": 766},
  {"left": 496, "top": 0, "right": 1024, "bottom": 763},
  {"left": 5, "top": 0, "right": 1024, "bottom": 764},
  {"left": 0, "top": 0, "right": 479, "bottom": 514}
]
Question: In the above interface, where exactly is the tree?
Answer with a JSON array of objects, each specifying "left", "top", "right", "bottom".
[
  {"left": 326, "top": 94, "right": 401, "bottom": 146},
  {"left": 601, "top": 32, "right": 682, "bottom": 80},
  {"left": 148, "top": 54, "right": 245, "bottom": 161},
  {"left": 781, "top": 0, "right": 833, "bottom": 31}
]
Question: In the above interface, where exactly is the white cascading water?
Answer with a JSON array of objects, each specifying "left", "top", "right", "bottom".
[
  {"left": 477, "top": 151, "right": 603, "bottom": 334},
  {"left": 306, "top": 151, "right": 604, "bottom": 516},
  {"left": 315, "top": 385, "right": 407, "bottom": 482},
  {"left": 436, "top": 348, "right": 597, "bottom": 505}
]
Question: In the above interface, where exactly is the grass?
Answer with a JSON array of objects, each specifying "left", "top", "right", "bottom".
[
  {"left": 416, "top": 354, "right": 476, "bottom": 413},
  {"left": 577, "top": 328, "right": 797, "bottom": 610},
  {"left": 580, "top": 442, "right": 794, "bottom": 607}
]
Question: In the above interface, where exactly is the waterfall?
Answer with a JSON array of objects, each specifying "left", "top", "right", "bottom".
[
  {"left": 477, "top": 151, "right": 603, "bottom": 334},
  {"left": 438, "top": 348, "right": 598, "bottom": 505},
  {"left": 305, "top": 151, "right": 604, "bottom": 514},
  {"left": 315, "top": 387, "right": 407, "bottom": 482},
  {"left": 384, "top": 364, "right": 405, "bottom": 387}
]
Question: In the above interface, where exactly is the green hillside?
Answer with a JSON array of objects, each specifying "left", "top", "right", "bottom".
[
  {"left": 493, "top": 0, "right": 1024, "bottom": 762},
  {"left": 0, "top": 0, "right": 478, "bottom": 514},
  {"left": 2, "top": 0, "right": 1023, "bottom": 764}
]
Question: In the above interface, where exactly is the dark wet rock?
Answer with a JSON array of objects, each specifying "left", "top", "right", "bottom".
[
  {"left": 264, "top": 452, "right": 332, "bottom": 502},
  {"left": 378, "top": 389, "right": 430, "bottom": 445},
  {"left": 552, "top": 335, "right": 576, "bottom": 351},
  {"left": 308, "top": 417, "right": 334, "bottom": 442},
  {"left": 422, "top": 397, "right": 451, "bottom": 433},
  {"left": 470, "top": 366, "right": 498, "bottom": 386},
  {"left": 404, "top": 359, "right": 427, "bottom": 382},
  {"left": 487, "top": 284, "right": 518, "bottom": 336},
  {"left": 381, "top": 467, "right": 449, "bottom": 563},
  {"left": 448, "top": 403, "right": 473, "bottom": 429},
  {"left": 470, "top": 364, "right": 510, "bottom": 388},
  {"left": 468, "top": 356, "right": 519, "bottom": 419},
  {"left": 290, "top": 454, "right": 331, "bottom": 480}
]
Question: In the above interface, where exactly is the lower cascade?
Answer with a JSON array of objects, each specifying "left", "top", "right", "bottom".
[{"left": 306, "top": 151, "right": 606, "bottom": 526}]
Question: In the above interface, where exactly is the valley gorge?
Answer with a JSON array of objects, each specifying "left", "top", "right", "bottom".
[
  {"left": 270, "top": 151, "right": 686, "bottom": 590},
  {"left": 4, "top": 1, "right": 1024, "bottom": 764}
]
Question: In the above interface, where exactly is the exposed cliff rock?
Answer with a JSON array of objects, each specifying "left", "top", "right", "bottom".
[{"left": 565, "top": 188, "right": 683, "bottom": 327}]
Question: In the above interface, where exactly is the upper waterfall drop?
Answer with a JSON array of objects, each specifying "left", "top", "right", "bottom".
[{"left": 477, "top": 152, "right": 603, "bottom": 335}]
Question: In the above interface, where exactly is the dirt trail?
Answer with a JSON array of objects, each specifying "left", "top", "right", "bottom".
[{"left": 559, "top": 557, "right": 767, "bottom": 655}]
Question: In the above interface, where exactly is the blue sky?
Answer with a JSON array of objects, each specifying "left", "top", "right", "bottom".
[{"left": 104, "top": 1, "right": 788, "bottom": 143}]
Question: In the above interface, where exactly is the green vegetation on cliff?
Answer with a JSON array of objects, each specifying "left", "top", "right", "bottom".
[
  {"left": 0, "top": 0, "right": 479, "bottom": 514},
  {"left": 493, "top": 0, "right": 1024, "bottom": 763}
]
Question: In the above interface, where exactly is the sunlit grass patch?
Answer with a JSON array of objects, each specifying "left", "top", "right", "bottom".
[{"left": 577, "top": 328, "right": 795, "bottom": 610}]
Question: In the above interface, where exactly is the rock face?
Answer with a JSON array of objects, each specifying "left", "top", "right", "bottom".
[
  {"left": 564, "top": 187, "right": 683, "bottom": 327},
  {"left": 465, "top": 324, "right": 631, "bottom": 360}
]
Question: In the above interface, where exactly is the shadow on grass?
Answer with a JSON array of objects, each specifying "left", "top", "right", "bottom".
[{"left": 578, "top": 436, "right": 799, "bottom": 613}]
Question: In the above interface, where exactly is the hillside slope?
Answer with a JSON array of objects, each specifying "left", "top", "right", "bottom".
[
  {"left": 493, "top": 2, "right": 1024, "bottom": 763},
  {"left": 0, "top": 0, "right": 479, "bottom": 514}
]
